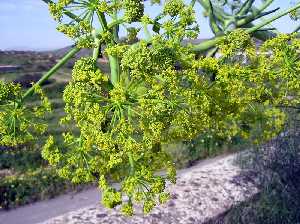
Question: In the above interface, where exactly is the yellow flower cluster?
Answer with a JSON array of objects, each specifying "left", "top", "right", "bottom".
[
  {"left": 123, "top": 0, "right": 144, "bottom": 23},
  {"left": 43, "top": 31, "right": 300, "bottom": 214},
  {"left": 0, "top": 82, "right": 51, "bottom": 146},
  {"left": 42, "top": 0, "right": 300, "bottom": 215}
]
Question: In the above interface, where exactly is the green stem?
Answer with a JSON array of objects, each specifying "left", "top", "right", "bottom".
[
  {"left": 207, "top": 0, "right": 222, "bottom": 34},
  {"left": 237, "top": 0, "right": 255, "bottom": 16},
  {"left": 112, "top": 13, "right": 119, "bottom": 43},
  {"left": 109, "top": 56, "right": 120, "bottom": 85},
  {"left": 22, "top": 47, "right": 80, "bottom": 101},
  {"left": 241, "top": 23, "right": 276, "bottom": 40},
  {"left": 190, "top": 0, "right": 196, "bottom": 7},
  {"left": 96, "top": 12, "right": 118, "bottom": 86},
  {"left": 192, "top": 37, "right": 223, "bottom": 52},
  {"left": 128, "top": 152, "right": 135, "bottom": 175},
  {"left": 292, "top": 24, "right": 300, "bottom": 33},
  {"left": 193, "top": 3, "right": 300, "bottom": 52},
  {"left": 93, "top": 40, "right": 101, "bottom": 61},
  {"left": 246, "top": 3, "right": 300, "bottom": 34},
  {"left": 236, "top": 0, "right": 275, "bottom": 27},
  {"left": 109, "top": 0, "right": 120, "bottom": 86},
  {"left": 197, "top": 0, "right": 231, "bottom": 20},
  {"left": 108, "top": 19, "right": 125, "bottom": 29},
  {"left": 93, "top": 40, "right": 101, "bottom": 66},
  {"left": 96, "top": 11, "right": 108, "bottom": 30},
  {"left": 206, "top": 47, "right": 219, "bottom": 57},
  {"left": 143, "top": 24, "right": 152, "bottom": 41},
  {"left": 96, "top": 4, "right": 120, "bottom": 86},
  {"left": 197, "top": 0, "right": 276, "bottom": 40},
  {"left": 92, "top": 30, "right": 101, "bottom": 62}
]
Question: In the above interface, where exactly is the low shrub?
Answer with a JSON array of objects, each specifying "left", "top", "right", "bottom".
[
  {"left": 0, "top": 146, "right": 45, "bottom": 171},
  {"left": 208, "top": 108, "right": 300, "bottom": 224},
  {"left": 165, "top": 133, "right": 245, "bottom": 169},
  {"left": 0, "top": 167, "right": 76, "bottom": 209}
]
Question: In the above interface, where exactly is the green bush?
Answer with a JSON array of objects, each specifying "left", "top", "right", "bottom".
[
  {"left": 217, "top": 109, "right": 300, "bottom": 224},
  {"left": 0, "top": 146, "right": 45, "bottom": 171},
  {"left": 0, "top": 168, "right": 75, "bottom": 209},
  {"left": 164, "top": 133, "right": 244, "bottom": 169}
]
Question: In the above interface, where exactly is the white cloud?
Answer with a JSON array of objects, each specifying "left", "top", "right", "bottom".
[
  {"left": 0, "top": 0, "right": 45, "bottom": 12},
  {"left": 0, "top": 2, "right": 17, "bottom": 11}
]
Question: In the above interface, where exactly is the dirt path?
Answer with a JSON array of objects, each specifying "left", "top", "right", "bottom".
[
  {"left": 0, "top": 188, "right": 101, "bottom": 224},
  {"left": 0, "top": 153, "right": 253, "bottom": 224}
]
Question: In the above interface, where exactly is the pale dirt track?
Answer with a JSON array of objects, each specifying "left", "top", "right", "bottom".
[{"left": 0, "top": 153, "right": 258, "bottom": 224}]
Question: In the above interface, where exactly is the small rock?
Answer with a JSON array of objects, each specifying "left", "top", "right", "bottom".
[
  {"left": 211, "top": 197, "right": 219, "bottom": 202},
  {"left": 96, "top": 213, "right": 107, "bottom": 218}
]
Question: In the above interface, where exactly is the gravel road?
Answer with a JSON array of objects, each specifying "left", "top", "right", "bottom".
[{"left": 0, "top": 153, "right": 258, "bottom": 224}]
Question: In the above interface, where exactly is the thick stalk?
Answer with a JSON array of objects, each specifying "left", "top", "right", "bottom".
[
  {"left": 206, "top": 47, "right": 219, "bottom": 58},
  {"left": 192, "top": 37, "right": 223, "bottom": 52},
  {"left": 22, "top": 47, "right": 80, "bottom": 101},
  {"left": 240, "top": 1, "right": 278, "bottom": 38},
  {"left": 237, "top": 0, "right": 255, "bottom": 16},
  {"left": 96, "top": 11, "right": 119, "bottom": 85},
  {"left": 108, "top": 19, "right": 124, "bottom": 29},
  {"left": 208, "top": 0, "right": 222, "bottom": 34},
  {"left": 97, "top": 11, "right": 108, "bottom": 30},
  {"left": 96, "top": 2, "right": 120, "bottom": 86},
  {"left": 197, "top": 0, "right": 231, "bottom": 20},
  {"left": 128, "top": 152, "right": 135, "bottom": 175},
  {"left": 109, "top": 0, "right": 120, "bottom": 86},
  {"left": 235, "top": 0, "right": 277, "bottom": 40},
  {"left": 92, "top": 29, "right": 101, "bottom": 63},
  {"left": 246, "top": 3, "right": 300, "bottom": 34},
  {"left": 190, "top": 0, "right": 196, "bottom": 7},
  {"left": 241, "top": 23, "right": 276, "bottom": 40},
  {"left": 292, "top": 24, "right": 300, "bottom": 33},
  {"left": 236, "top": 0, "right": 275, "bottom": 27},
  {"left": 109, "top": 56, "right": 120, "bottom": 85},
  {"left": 193, "top": 3, "right": 300, "bottom": 52},
  {"left": 143, "top": 24, "right": 153, "bottom": 41},
  {"left": 197, "top": 0, "right": 276, "bottom": 40},
  {"left": 93, "top": 39, "right": 101, "bottom": 61}
]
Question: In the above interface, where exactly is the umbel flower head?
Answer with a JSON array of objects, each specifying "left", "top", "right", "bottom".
[
  {"left": 43, "top": 31, "right": 300, "bottom": 215},
  {"left": 48, "top": 0, "right": 145, "bottom": 48},
  {"left": 0, "top": 82, "right": 51, "bottom": 146},
  {"left": 42, "top": 0, "right": 300, "bottom": 216}
]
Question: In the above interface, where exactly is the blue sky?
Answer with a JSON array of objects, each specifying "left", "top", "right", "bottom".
[{"left": 0, "top": 0, "right": 297, "bottom": 51}]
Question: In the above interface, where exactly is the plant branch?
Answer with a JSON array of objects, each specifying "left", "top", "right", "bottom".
[
  {"left": 236, "top": 0, "right": 275, "bottom": 27},
  {"left": 246, "top": 3, "right": 300, "bottom": 34},
  {"left": 92, "top": 30, "right": 101, "bottom": 63},
  {"left": 208, "top": 0, "right": 222, "bottom": 34},
  {"left": 128, "top": 152, "right": 135, "bottom": 175},
  {"left": 237, "top": 0, "right": 255, "bottom": 16},
  {"left": 22, "top": 47, "right": 80, "bottom": 101},
  {"left": 197, "top": 0, "right": 231, "bottom": 22},
  {"left": 292, "top": 24, "right": 300, "bottom": 33},
  {"left": 190, "top": 0, "right": 197, "bottom": 7},
  {"left": 109, "top": 0, "right": 120, "bottom": 86},
  {"left": 255, "top": 7, "right": 280, "bottom": 20},
  {"left": 193, "top": 3, "right": 300, "bottom": 52},
  {"left": 96, "top": 11, "right": 108, "bottom": 30}
]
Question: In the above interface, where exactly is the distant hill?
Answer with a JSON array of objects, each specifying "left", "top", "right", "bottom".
[
  {"left": 46, "top": 46, "right": 109, "bottom": 72},
  {"left": 47, "top": 45, "right": 92, "bottom": 59},
  {"left": 0, "top": 37, "right": 264, "bottom": 76},
  {"left": 47, "top": 38, "right": 207, "bottom": 59},
  {"left": 0, "top": 50, "right": 57, "bottom": 73}
]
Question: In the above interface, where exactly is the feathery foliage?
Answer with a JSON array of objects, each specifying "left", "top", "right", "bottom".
[{"left": 2, "top": 0, "right": 300, "bottom": 215}]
